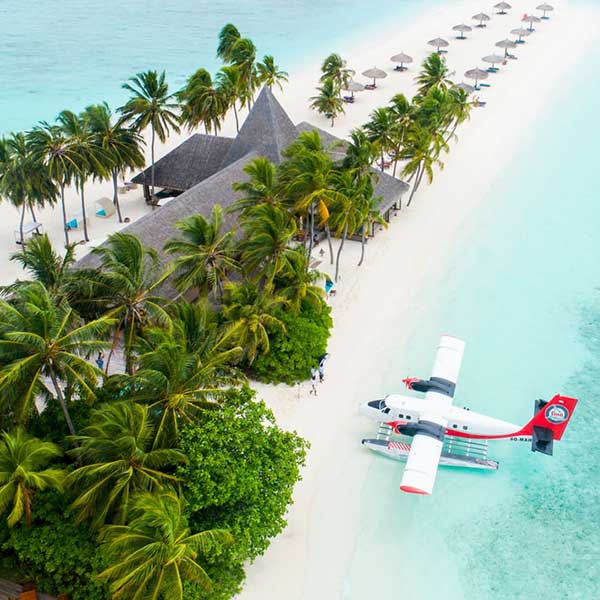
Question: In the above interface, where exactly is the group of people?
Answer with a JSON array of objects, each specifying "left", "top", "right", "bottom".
[{"left": 309, "top": 355, "right": 328, "bottom": 395}]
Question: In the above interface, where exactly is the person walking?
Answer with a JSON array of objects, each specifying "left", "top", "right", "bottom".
[
  {"left": 318, "top": 361, "right": 325, "bottom": 383},
  {"left": 96, "top": 351, "right": 105, "bottom": 370},
  {"left": 310, "top": 366, "right": 318, "bottom": 395}
]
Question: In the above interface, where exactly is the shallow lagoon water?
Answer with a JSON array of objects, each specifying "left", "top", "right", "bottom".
[
  {"left": 347, "top": 25, "right": 600, "bottom": 600},
  {"left": 0, "top": 0, "right": 439, "bottom": 134}
]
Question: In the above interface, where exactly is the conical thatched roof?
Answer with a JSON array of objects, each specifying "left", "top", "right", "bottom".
[{"left": 219, "top": 86, "right": 299, "bottom": 167}]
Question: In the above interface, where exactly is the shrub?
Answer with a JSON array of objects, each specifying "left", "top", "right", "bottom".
[
  {"left": 178, "top": 386, "right": 308, "bottom": 598},
  {"left": 251, "top": 298, "right": 332, "bottom": 384}
]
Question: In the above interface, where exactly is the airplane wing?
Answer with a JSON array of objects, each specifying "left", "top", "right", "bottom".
[{"left": 400, "top": 335, "right": 465, "bottom": 495}]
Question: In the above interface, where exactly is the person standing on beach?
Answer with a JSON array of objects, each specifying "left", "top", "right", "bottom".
[
  {"left": 310, "top": 367, "right": 318, "bottom": 395},
  {"left": 96, "top": 351, "right": 105, "bottom": 370},
  {"left": 318, "top": 361, "right": 325, "bottom": 383}
]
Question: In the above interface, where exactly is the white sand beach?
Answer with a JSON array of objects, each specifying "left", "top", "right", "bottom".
[{"left": 0, "top": 0, "right": 597, "bottom": 597}]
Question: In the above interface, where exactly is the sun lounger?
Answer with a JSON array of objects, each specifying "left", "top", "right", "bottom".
[
  {"left": 343, "top": 95, "right": 355, "bottom": 103},
  {"left": 66, "top": 210, "right": 88, "bottom": 230},
  {"left": 94, "top": 197, "right": 116, "bottom": 218},
  {"left": 486, "top": 67, "right": 498, "bottom": 73},
  {"left": 123, "top": 181, "right": 138, "bottom": 191},
  {"left": 394, "top": 65, "right": 407, "bottom": 72},
  {"left": 364, "top": 84, "right": 376, "bottom": 90},
  {"left": 14, "top": 221, "right": 43, "bottom": 244},
  {"left": 479, "top": 82, "right": 491, "bottom": 87}
]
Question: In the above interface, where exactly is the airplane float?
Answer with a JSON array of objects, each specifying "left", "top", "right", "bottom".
[{"left": 360, "top": 335, "right": 577, "bottom": 495}]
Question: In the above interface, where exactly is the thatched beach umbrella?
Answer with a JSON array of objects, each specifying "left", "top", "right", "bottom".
[
  {"left": 390, "top": 52, "right": 413, "bottom": 71},
  {"left": 428, "top": 37, "right": 449, "bottom": 53},
  {"left": 496, "top": 38, "right": 517, "bottom": 57},
  {"left": 362, "top": 67, "right": 387, "bottom": 87},
  {"left": 537, "top": 3, "right": 554, "bottom": 19},
  {"left": 472, "top": 12, "right": 491, "bottom": 27},
  {"left": 465, "top": 68, "right": 489, "bottom": 89},
  {"left": 523, "top": 14, "right": 542, "bottom": 31},
  {"left": 482, "top": 54, "right": 505, "bottom": 72},
  {"left": 453, "top": 82, "right": 475, "bottom": 94},
  {"left": 452, "top": 23, "right": 472, "bottom": 39},
  {"left": 342, "top": 80, "right": 365, "bottom": 99},
  {"left": 494, "top": 2, "right": 512, "bottom": 14},
  {"left": 511, "top": 27, "right": 532, "bottom": 43}
]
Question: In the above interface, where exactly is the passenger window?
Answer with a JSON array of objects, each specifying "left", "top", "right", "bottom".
[
  {"left": 398, "top": 413, "right": 403, "bottom": 418},
  {"left": 383, "top": 408, "right": 390, "bottom": 414},
  {"left": 406, "top": 415, "right": 411, "bottom": 420},
  {"left": 452, "top": 424, "right": 457, "bottom": 429},
  {"left": 462, "top": 425, "right": 468, "bottom": 430}
]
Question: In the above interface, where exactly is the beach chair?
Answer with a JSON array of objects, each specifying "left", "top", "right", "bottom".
[
  {"left": 364, "top": 84, "right": 376, "bottom": 90},
  {"left": 66, "top": 210, "right": 87, "bottom": 230},
  {"left": 14, "top": 221, "right": 43, "bottom": 244},
  {"left": 94, "top": 197, "right": 116, "bottom": 218}
]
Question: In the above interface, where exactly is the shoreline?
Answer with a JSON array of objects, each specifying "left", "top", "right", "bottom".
[{"left": 231, "top": 1, "right": 600, "bottom": 598}]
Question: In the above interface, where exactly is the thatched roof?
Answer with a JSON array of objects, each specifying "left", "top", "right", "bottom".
[
  {"left": 219, "top": 86, "right": 299, "bottom": 167},
  {"left": 78, "top": 153, "right": 255, "bottom": 288},
  {"left": 131, "top": 134, "right": 233, "bottom": 191},
  {"left": 372, "top": 171, "right": 410, "bottom": 212}
]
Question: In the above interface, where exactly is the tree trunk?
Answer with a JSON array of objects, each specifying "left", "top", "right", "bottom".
[
  {"left": 334, "top": 224, "right": 348, "bottom": 282},
  {"left": 79, "top": 178, "right": 89, "bottom": 242},
  {"left": 23, "top": 487, "right": 32, "bottom": 528},
  {"left": 307, "top": 203, "right": 315, "bottom": 262},
  {"left": 213, "top": 119, "right": 219, "bottom": 136},
  {"left": 18, "top": 201, "right": 26, "bottom": 246},
  {"left": 150, "top": 125, "right": 156, "bottom": 197},
  {"left": 105, "top": 325, "right": 122, "bottom": 375},
  {"left": 112, "top": 169, "right": 123, "bottom": 223},
  {"left": 331, "top": 115, "right": 335, "bottom": 128},
  {"left": 325, "top": 224, "right": 334, "bottom": 265},
  {"left": 380, "top": 148, "right": 385, "bottom": 172},
  {"left": 407, "top": 165, "right": 425, "bottom": 207},
  {"left": 60, "top": 184, "right": 70, "bottom": 246},
  {"left": 28, "top": 201, "right": 37, "bottom": 222},
  {"left": 48, "top": 366, "right": 76, "bottom": 435},
  {"left": 358, "top": 227, "right": 366, "bottom": 266},
  {"left": 233, "top": 103, "right": 240, "bottom": 133},
  {"left": 204, "top": 123, "right": 209, "bottom": 135}
]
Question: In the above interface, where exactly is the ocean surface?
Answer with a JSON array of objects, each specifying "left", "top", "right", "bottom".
[
  {"left": 0, "top": 0, "right": 438, "bottom": 134},
  {"left": 346, "top": 11, "right": 600, "bottom": 600}
]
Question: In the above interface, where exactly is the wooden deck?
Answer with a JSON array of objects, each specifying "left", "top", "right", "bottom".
[{"left": 0, "top": 579, "right": 56, "bottom": 600}]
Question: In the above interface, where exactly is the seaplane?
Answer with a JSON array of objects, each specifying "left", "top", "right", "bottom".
[{"left": 360, "top": 335, "right": 577, "bottom": 495}]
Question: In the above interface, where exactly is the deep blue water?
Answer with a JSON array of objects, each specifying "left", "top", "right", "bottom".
[{"left": 0, "top": 0, "right": 438, "bottom": 134}]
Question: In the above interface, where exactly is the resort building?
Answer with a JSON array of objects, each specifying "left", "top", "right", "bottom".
[{"left": 80, "top": 86, "right": 408, "bottom": 282}]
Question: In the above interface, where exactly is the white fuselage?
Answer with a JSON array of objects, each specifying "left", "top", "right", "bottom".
[{"left": 360, "top": 394, "right": 525, "bottom": 439}]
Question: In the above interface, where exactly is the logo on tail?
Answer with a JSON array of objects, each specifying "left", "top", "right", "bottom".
[{"left": 545, "top": 404, "right": 569, "bottom": 425}]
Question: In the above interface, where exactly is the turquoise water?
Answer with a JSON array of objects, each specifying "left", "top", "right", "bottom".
[
  {"left": 0, "top": 0, "right": 438, "bottom": 134},
  {"left": 348, "top": 21, "right": 600, "bottom": 600}
]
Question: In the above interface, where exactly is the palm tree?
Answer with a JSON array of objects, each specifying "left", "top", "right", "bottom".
[
  {"left": 342, "top": 128, "right": 378, "bottom": 175},
  {"left": 320, "top": 53, "right": 352, "bottom": 93},
  {"left": 179, "top": 71, "right": 227, "bottom": 135},
  {"left": 310, "top": 79, "right": 344, "bottom": 127},
  {"left": 401, "top": 123, "right": 446, "bottom": 206},
  {"left": 230, "top": 37, "right": 257, "bottom": 105},
  {"left": 8, "top": 233, "right": 77, "bottom": 301},
  {"left": 222, "top": 283, "right": 287, "bottom": 364},
  {"left": 0, "top": 282, "right": 112, "bottom": 434},
  {"left": 83, "top": 102, "right": 146, "bottom": 223},
  {"left": 217, "top": 23, "right": 241, "bottom": 63},
  {"left": 88, "top": 233, "right": 172, "bottom": 374},
  {"left": 329, "top": 170, "right": 364, "bottom": 281},
  {"left": 444, "top": 87, "right": 473, "bottom": 143},
  {"left": 0, "top": 133, "right": 56, "bottom": 244},
  {"left": 364, "top": 107, "right": 398, "bottom": 171},
  {"left": 67, "top": 401, "right": 186, "bottom": 528},
  {"left": 57, "top": 110, "right": 109, "bottom": 242},
  {"left": 274, "top": 248, "right": 325, "bottom": 313},
  {"left": 0, "top": 428, "right": 66, "bottom": 527},
  {"left": 415, "top": 53, "right": 453, "bottom": 97},
  {"left": 388, "top": 93, "right": 413, "bottom": 176},
  {"left": 280, "top": 131, "right": 337, "bottom": 262},
  {"left": 257, "top": 55, "right": 289, "bottom": 91},
  {"left": 238, "top": 204, "right": 297, "bottom": 286},
  {"left": 98, "top": 491, "right": 233, "bottom": 599},
  {"left": 119, "top": 70, "right": 180, "bottom": 197},
  {"left": 231, "top": 157, "right": 282, "bottom": 216},
  {"left": 356, "top": 193, "right": 385, "bottom": 267},
  {"left": 126, "top": 319, "right": 243, "bottom": 447},
  {"left": 28, "top": 123, "right": 81, "bottom": 246},
  {"left": 215, "top": 65, "right": 244, "bottom": 133},
  {"left": 164, "top": 205, "right": 240, "bottom": 300}
]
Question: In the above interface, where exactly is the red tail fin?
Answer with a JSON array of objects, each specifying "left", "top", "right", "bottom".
[{"left": 519, "top": 395, "right": 577, "bottom": 441}]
